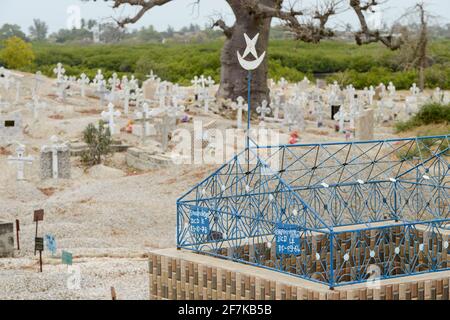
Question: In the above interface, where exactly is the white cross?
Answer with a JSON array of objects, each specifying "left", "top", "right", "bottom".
[
  {"left": 231, "top": 96, "right": 246, "bottom": 129},
  {"left": 32, "top": 71, "right": 45, "bottom": 97},
  {"left": 8, "top": 144, "right": 34, "bottom": 181},
  {"left": 333, "top": 107, "right": 348, "bottom": 133},
  {"left": 77, "top": 73, "right": 90, "bottom": 97},
  {"left": 410, "top": 83, "right": 420, "bottom": 96},
  {"left": 155, "top": 84, "right": 167, "bottom": 108},
  {"left": 53, "top": 63, "right": 65, "bottom": 81},
  {"left": 93, "top": 69, "right": 104, "bottom": 86},
  {"left": 135, "top": 103, "right": 154, "bottom": 140},
  {"left": 108, "top": 73, "right": 120, "bottom": 100},
  {"left": 146, "top": 70, "right": 157, "bottom": 81},
  {"left": 101, "top": 103, "right": 122, "bottom": 135},
  {"left": 42, "top": 136, "right": 67, "bottom": 179},
  {"left": 95, "top": 80, "right": 109, "bottom": 106},
  {"left": 191, "top": 76, "right": 202, "bottom": 99},
  {"left": 26, "top": 95, "right": 46, "bottom": 121},
  {"left": 387, "top": 82, "right": 396, "bottom": 97},
  {"left": 256, "top": 100, "right": 271, "bottom": 124},
  {"left": 367, "top": 86, "right": 376, "bottom": 105}
]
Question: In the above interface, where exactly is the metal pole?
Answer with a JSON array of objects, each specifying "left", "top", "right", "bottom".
[{"left": 247, "top": 71, "right": 252, "bottom": 173}]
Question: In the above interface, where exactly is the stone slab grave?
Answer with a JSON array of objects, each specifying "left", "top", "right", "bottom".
[
  {"left": 126, "top": 146, "right": 172, "bottom": 170},
  {"left": 40, "top": 136, "right": 71, "bottom": 180},
  {"left": 69, "top": 140, "right": 130, "bottom": 156},
  {"left": 355, "top": 108, "right": 375, "bottom": 141},
  {"left": 0, "top": 113, "right": 22, "bottom": 143},
  {"left": 0, "top": 221, "right": 14, "bottom": 258}
]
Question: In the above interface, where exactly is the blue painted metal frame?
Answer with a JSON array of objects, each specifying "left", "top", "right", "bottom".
[{"left": 177, "top": 135, "right": 450, "bottom": 288}]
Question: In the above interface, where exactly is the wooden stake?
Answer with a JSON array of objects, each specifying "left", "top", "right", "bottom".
[
  {"left": 111, "top": 287, "right": 117, "bottom": 300},
  {"left": 38, "top": 250, "right": 42, "bottom": 272},
  {"left": 15, "top": 219, "right": 20, "bottom": 250}
]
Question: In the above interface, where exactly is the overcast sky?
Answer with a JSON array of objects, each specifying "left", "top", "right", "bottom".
[{"left": 0, "top": 0, "right": 449, "bottom": 33}]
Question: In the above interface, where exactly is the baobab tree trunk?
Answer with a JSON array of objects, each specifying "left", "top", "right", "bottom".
[{"left": 217, "top": 0, "right": 274, "bottom": 111}]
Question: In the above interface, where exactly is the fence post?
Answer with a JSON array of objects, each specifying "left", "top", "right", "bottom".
[{"left": 329, "top": 230, "right": 335, "bottom": 290}]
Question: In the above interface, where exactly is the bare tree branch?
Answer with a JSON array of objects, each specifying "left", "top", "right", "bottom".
[
  {"left": 91, "top": 0, "right": 175, "bottom": 27},
  {"left": 350, "top": 0, "right": 403, "bottom": 50},
  {"left": 212, "top": 19, "right": 234, "bottom": 38}
]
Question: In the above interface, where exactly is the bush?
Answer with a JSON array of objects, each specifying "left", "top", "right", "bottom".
[
  {"left": 0, "top": 36, "right": 35, "bottom": 70},
  {"left": 396, "top": 103, "right": 450, "bottom": 132},
  {"left": 81, "top": 121, "right": 113, "bottom": 166}
]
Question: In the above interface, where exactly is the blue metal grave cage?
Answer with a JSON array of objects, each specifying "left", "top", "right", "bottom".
[{"left": 177, "top": 135, "right": 450, "bottom": 288}]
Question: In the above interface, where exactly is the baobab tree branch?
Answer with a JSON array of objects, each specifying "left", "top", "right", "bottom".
[
  {"left": 350, "top": 0, "right": 403, "bottom": 50},
  {"left": 212, "top": 19, "right": 234, "bottom": 38},
  {"left": 91, "top": 0, "right": 175, "bottom": 27}
]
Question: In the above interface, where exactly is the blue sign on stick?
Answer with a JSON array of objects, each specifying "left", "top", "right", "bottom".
[
  {"left": 190, "top": 206, "right": 210, "bottom": 235},
  {"left": 45, "top": 234, "right": 57, "bottom": 256},
  {"left": 62, "top": 250, "right": 73, "bottom": 265},
  {"left": 275, "top": 223, "right": 301, "bottom": 256}
]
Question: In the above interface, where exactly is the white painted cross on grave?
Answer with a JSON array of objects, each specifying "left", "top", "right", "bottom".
[
  {"left": 77, "top": 73, "right": 90, "bottom": 98},
  {"left": 333, "top": 107, "right": 348, "bottom": 133},
  {"left": 101, "top": 103, "right": 122, "bottom": 135},
  {"left": 108, "top": 73, "right": 120, "bottom": 101},
  {"left": 410, "top": 83, "right": 420, "bottom": 96},
  {"left": 387, "top": 82, "right": 396, "bottom": 97},
  {"left": 26, "top": 95, "right": 46, "bottom": 121},
  {"left": 8, "top": 144, "right": 34, "bottom": 181},
  {"left": 32, "top": 71, "right": 45, "bottom": 97},
  {"left": 53, "top": 63, "right": 65, "bottom": 82},
  {"left": 42, "top": 136, "right": 68, "bottom": 179},
  {"left": 135, "top": 103, "right": 153, "bottom": 141},
  {"left": 256, "top": 100, "right": 271, "bottom": 125},
  {"left": 231, "top": 96, "right": 246, "bottom": 129}
]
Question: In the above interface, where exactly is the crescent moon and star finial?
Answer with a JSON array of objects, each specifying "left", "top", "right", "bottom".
[{"left": 237, "top": 33, "right": 266, "bottom": 71}]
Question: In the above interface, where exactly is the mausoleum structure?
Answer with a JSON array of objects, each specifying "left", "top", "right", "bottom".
[{"left": 177, "top": 135, "right": 450, "bottom": 288}]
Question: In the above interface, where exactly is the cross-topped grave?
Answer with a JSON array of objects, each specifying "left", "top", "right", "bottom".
[
  {"left": 108, "top": 73, "right": 120, "bottom": 101},
  {"left": 231, "top": 96, "right": 246, "bottom": 129},
  {"left": 53, "top": 63, "right": 65, "bottom": 82},
  {"left": 256, "top": 100, "right": 271, "bottom": 125},
  {"left": 101, "top": 103, "right": 122, "bottom": 135},
  {"left": 77, "top": 73, "right": 90, "bottom": 98},
  {"left": 40, "top": 135, "right": 70, "bottom": 179},
  {"left": 32, "top": 71, "right": 45, "bottom": 97},
  {"left": 387, "top": 82, "right": 396, "bottom": 97},
  {"left": 191, "top": 76, "right": 202, "bottom": 100},
  {"left": 333, "top": 107, "right": 349, "bottom": 133},
  {"left": 410, "top": 83, "right": 420, "bottom": 96},
  {"left": 8, "top": 144, "right": 34, "bottom": 181},
  {"left": 26, "top": 95, "right": 46, "bottom": 121},
  {"left": 135, "top": 103, "right": 154, "bottom": 141}
]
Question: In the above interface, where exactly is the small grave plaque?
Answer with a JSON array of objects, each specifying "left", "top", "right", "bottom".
[
  {"left": 45, "top": 234, "right": 57, "bottom": 255},
  {"left": 62, "top": 250, "right": 73, "bottom": 265},
  {"left": 190, "top": 206, "right": 210, "bottom": 235},
  {"left": 275, "top": 223, "right": 301, "bottom": 256},
  {"left": 34, "top": 209, "right": 44, "bottom": 222},
  {"left": 35, "top": 237, "right": 44, "bottom": 252},
  {"left": 4, "top": 120, "right": 15, "bottom": 127}
]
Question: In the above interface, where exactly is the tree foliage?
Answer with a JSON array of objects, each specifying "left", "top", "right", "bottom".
[
  {"left": 0, "top": 36, "right": 35, "bottom": 69},
  {"left": 29, "top": 19, "right": 48, "bottom": 41}
]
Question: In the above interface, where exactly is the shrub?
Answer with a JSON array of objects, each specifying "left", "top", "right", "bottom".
[
  {"left": 81, "top": 121, "right": 113, "bottom": 166},
  {"left": 396, "top": 103, "right": 450, "bottom": 132},
  {"left": 0, "top": 36, "right": 35, "bottom": 70}
]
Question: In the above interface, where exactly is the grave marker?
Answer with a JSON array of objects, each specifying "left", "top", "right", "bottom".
[
  {"left": 7, "top": 144, "right": 33, "bottom": 181},
  {"left": 35, "top": 237, "right": 44, "bottom": 272},
  {"left": 101, "top": 103, "right": 122, "bottom": 135},
  {"left": 62, "top": 250, "right": 73, "bottom": 265}
]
